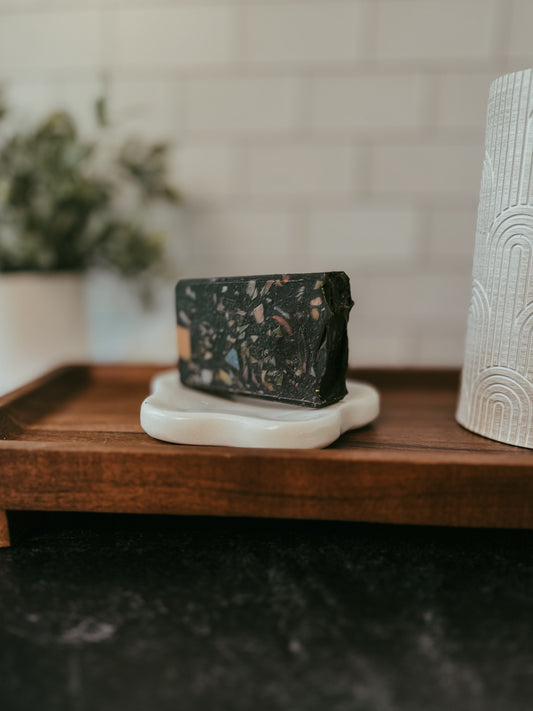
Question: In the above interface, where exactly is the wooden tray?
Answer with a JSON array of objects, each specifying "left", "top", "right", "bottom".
[{"left": 1, "top": 364, "right": 532, "bottom": 545}]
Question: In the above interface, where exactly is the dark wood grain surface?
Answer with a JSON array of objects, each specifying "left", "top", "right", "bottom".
[{"left": 0, "top": 364, "right": 532, "bottom": 536}]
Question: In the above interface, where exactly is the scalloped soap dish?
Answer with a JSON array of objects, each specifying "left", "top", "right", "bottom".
[{"left": 140, "top": 370, "right": 380, "bottom": 449}]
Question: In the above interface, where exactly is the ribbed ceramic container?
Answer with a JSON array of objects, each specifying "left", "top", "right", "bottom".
[{"left": 457, "top": 68, "right": 533, "bottom": 448}]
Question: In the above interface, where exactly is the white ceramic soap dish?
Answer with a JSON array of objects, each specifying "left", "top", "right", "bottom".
[{"left": 140, "top": 370, "right": 379, "bottom": 449}]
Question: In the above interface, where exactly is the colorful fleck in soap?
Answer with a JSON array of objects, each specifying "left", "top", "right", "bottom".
[{"left": 175, "top": 272, "right": 353, "bottom": 408}]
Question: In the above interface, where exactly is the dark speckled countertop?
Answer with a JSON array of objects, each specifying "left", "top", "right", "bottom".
[{"left": 0, "top": 513, "right": 532, "bottom": 711}]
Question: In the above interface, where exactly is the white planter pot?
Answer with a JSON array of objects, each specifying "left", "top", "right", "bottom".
[{"left": 0, "top": 272, "right": 89, "bottom": 395}]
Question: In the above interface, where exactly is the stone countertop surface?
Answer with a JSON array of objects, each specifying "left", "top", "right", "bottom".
[{"left": 0, "top": 513, "right": 532, "bottom": 711}]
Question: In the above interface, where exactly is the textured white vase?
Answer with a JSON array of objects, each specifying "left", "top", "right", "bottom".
[
  {"left": 0, "top": 272, "right": 89, "bottom": 395},
  {"left": 457, "top": 68, "right": 533, "bottom": 448}
]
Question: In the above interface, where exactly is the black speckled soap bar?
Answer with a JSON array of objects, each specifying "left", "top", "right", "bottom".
[{"left": 175, "top": 272, "right": 353, "bottom": 408}]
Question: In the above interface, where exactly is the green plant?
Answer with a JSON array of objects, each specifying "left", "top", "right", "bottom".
[{"left": 0, "top": 93, "right": 179, "bottom": 277}]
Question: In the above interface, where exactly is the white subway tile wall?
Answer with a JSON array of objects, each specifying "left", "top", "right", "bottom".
[
  {"left": 243, "top": 2, "right": 370, "bottom": 64},
  {"left": 308, "top": 74, "right": 428, "bottom": 132},
  {"left": 0, "top": 10, "right": 104, "bottom": 71},
  {"left": 246, "top": 142, "right": 357, "bottom": 196},
  {"left": 115, "top": 7, "right": 237, "bottom": 69},
  {"left": 184, "top": 75, "right": 302, "bottom": 136},
  {"left": 375, "top": 0, "right": 498, "bottom": 63},
  {"left": 1, "top": 0, "right": 533, "bottom": 371}
]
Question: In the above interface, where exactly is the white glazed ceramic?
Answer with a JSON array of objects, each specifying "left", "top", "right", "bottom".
[
  {"left": 457, "top": 68, "right": 533, "bottom": 448},
  {"left": 0, "top": 272, "right": 89, "bottom": 395},
  {"left": 141, "top": 370, "right": 380, "bottom": 449}
]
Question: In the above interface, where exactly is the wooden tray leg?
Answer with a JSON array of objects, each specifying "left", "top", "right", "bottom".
[{"left": 0, "top": 510, "right": 11, "bottom": 548}]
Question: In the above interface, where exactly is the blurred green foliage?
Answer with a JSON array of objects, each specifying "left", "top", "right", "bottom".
[{"left": 0, "top": 93, "right": 179, "bottom": 276}]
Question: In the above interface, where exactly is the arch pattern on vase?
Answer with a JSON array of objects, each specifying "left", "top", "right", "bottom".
[
  {"left": 515, "top": 303, "right": 533, "bottom": 378},
  {"left": 482, "top": 208, "right": 533, "bottom": 368},
  {"left": 468, "top": 368, "right": 533, "bottom": 448}
]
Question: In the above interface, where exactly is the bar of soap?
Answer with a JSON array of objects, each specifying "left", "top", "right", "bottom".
[{"left": 175, "top": 272, "right": 353, "bottom": 408}]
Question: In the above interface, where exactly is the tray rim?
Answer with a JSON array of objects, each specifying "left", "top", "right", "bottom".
[
  {"left": 0, "top": 362, "right": 528, "bottom": 463},
  {"left": 0, "top": 363, "right": 532, "bottom": 532}
]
